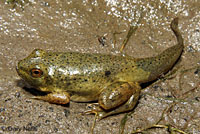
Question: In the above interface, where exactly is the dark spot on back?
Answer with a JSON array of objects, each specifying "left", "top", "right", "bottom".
[
  {"left": 66, "top": 82, "right": 71, "bottom": 86},
  {"left": 105, "top": 71, "right": 111, "bottom": 77}
]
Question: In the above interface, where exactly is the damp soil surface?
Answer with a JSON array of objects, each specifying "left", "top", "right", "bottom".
[{"left": 0, "top": 0, "right": 200, "bottom": 134}]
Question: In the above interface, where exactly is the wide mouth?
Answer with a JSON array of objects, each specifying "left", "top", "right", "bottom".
[
  {"left": 16, "top": 60, "right": 20, "bottom": 70},
  {"left": 16, "top": 62, "right": 20, "bottom": 75}
]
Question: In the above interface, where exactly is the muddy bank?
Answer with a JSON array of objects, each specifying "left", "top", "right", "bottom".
[{"left": 0, "top": 0, "right": 200, "bottom": 133}]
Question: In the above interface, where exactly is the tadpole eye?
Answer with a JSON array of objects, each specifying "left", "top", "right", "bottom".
[{"left": 30, "top": 68, "right": 43, "bottom": 78}]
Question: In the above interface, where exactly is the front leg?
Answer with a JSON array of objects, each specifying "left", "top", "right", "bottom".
[{"left": 32, "top": 92, "right": 70, "bottom": 104}]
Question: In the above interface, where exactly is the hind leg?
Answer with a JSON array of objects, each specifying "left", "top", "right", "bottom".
[{"left": 85, "top": 82, "right": 141, "bottom": 120}]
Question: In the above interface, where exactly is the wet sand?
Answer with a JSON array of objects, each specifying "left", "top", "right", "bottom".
[{"left": 0, "top": 0, "right": 200, "bottom": 133}]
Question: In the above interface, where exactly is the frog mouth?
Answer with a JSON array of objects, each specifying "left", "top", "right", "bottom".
[
  {"left": 16, "top": 66, "right": 18, "bottom": 72},
  {"left": 16, "top": 65, "right": 21, "bottom": 77},
  {"left": 16, "top": 63, "right": 24, "bottom": 78},
  {"left": 16, "top": 60, "right": 22, "bottom": 74}
]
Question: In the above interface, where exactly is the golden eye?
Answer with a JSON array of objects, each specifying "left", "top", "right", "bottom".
[{"left": 30, "top": 68, "right": 43, "bottom": 78}]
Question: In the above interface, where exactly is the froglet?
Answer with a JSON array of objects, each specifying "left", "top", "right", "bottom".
[{"left": 16, "top": 18, "right": 183, "bottom": 119}]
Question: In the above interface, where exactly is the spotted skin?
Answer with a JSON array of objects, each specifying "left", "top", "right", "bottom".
[{"left": 16, "top": 18, "right": 183, "bottom": 119}]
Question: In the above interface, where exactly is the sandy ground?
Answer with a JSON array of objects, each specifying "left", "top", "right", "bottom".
[{"left": 0, "top": 0, "right": 200, "bottom": 134}]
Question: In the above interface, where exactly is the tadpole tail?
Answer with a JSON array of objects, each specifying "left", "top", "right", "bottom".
[
  {"left": 170, "top": 17, "right": 184, "bottom": 48},
  {"left": 134, "top": 18, "right": 184, "bottom": 83}
]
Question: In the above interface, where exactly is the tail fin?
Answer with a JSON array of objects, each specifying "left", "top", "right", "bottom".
[
  {"left": 135, "top": 18, "right": 184, "bottom": 82},
  {"left": 170, "top": 18, "right": 184, "bottom": 48}
]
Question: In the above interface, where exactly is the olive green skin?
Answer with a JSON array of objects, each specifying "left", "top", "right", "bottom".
[
  {"left": 16, "top": 18, "right": 183, "bottom": 118},
  {"left": 17, "top": 50, "right": 145, "bottom": 101}
]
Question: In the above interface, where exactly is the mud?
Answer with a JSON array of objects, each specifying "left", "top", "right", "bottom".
[{"left": 0, "top": 0, "right": 200, "bottom": 134}]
